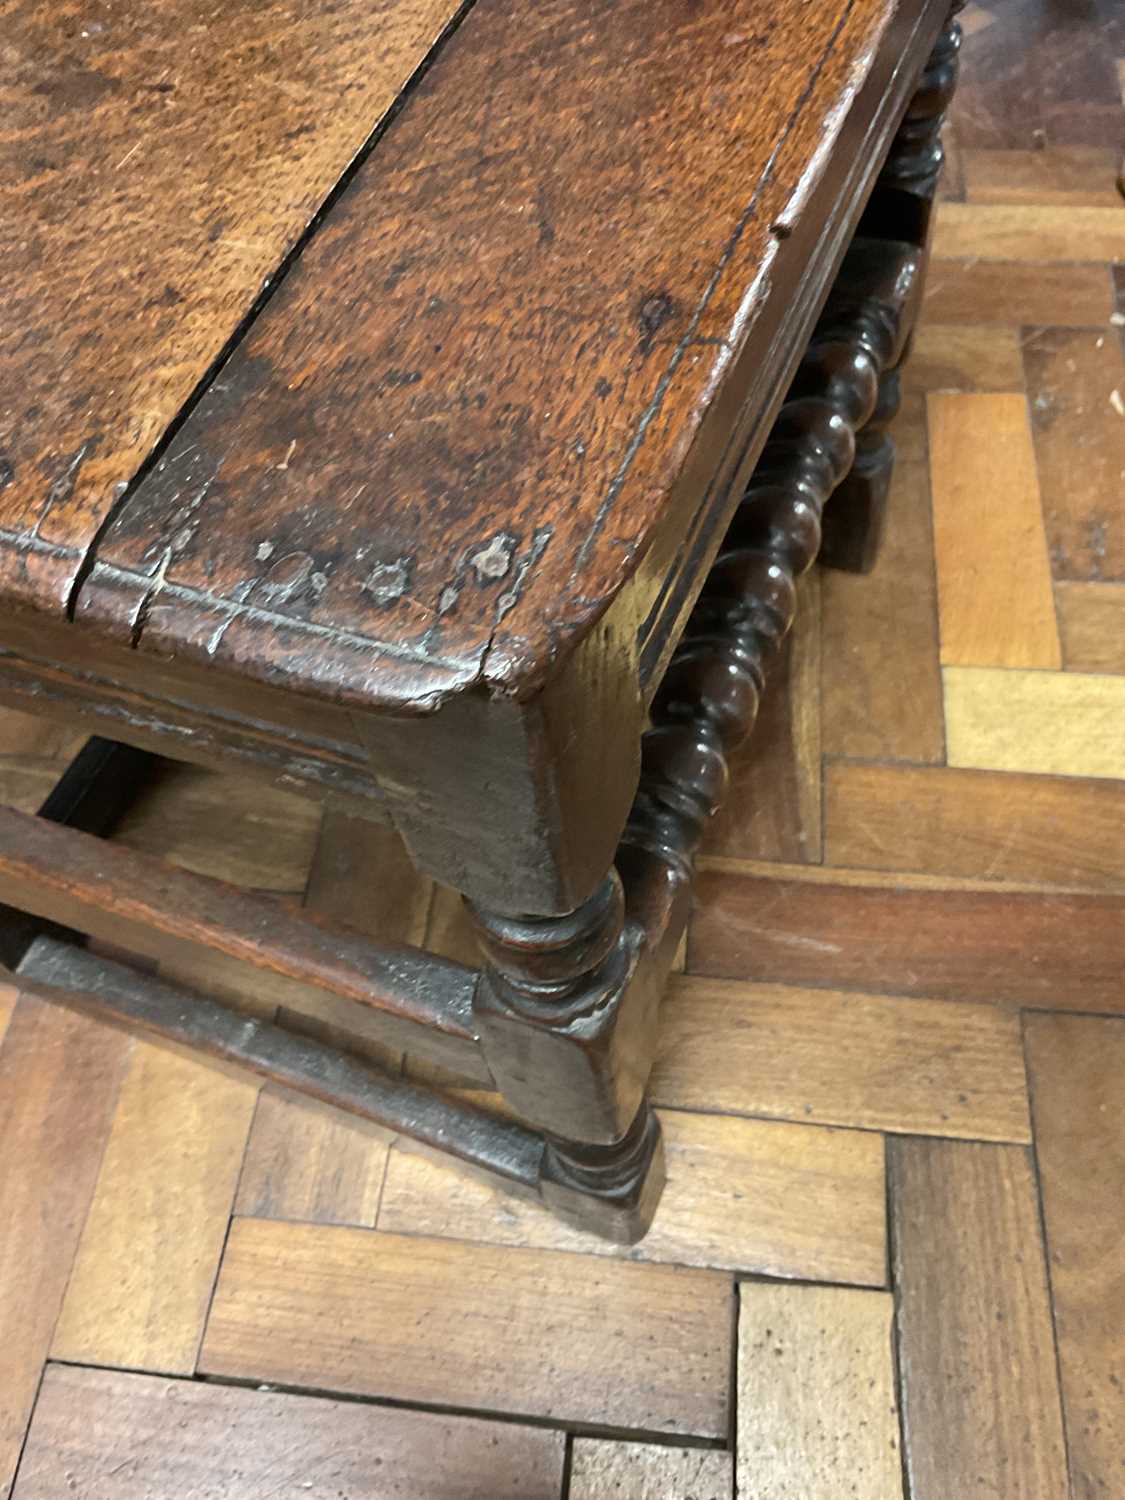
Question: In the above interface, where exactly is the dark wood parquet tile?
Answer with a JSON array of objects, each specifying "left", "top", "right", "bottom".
[
  {"left": 891, "top": 1138, "right": 1069, "bottom": 1500},
  {"left": 1025, "top": 1014, "right": 1125, "bottom": 1500},
  {"left": 1024, "top": 325, "right": 1125, "bottom": 582}
]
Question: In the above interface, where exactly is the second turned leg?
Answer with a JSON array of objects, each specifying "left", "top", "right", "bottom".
[{"left": 820, "top": 1, "right": 964, "bottom": 574}]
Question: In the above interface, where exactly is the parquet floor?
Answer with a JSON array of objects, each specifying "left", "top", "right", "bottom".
[{"left": 1, "top": 4, "right": 1123, "bottom": 1495}]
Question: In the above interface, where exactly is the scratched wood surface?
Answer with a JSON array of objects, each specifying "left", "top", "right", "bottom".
[
  {"left": 3, "top": 4, "right": 1125, "bottom": 1496},
  {"left": 66, "top": 0, "right": 933, "bottom": 712},
  {"left": 0, "top": 0, "right": 462, "bottom": 615}
]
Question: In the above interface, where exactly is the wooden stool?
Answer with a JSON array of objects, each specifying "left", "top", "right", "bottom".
[{"left": 0, "top": 0, "right": 962, "bottom": 1243}]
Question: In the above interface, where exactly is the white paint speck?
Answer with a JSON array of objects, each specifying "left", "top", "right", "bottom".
[{"left": 469, "top": 534, "right": 515, "bottom": 581}]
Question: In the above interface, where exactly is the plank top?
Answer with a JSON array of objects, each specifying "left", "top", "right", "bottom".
[
  {"left": 0, "top": 0, "right": 462, "bottom": 613},
  {"left": 1, "top": 0, "right": 939, "bottom": 713}
]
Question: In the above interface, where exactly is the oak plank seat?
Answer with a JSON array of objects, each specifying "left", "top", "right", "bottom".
[{"left": 0, "top": 0, "right": 963, "bottom": 1241}]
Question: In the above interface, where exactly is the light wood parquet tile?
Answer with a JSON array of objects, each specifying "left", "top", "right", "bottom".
[
  {"left": 0, "top": 998, "right": 130, "bottom": 1496},
  {"left": 737, "top": 1283, "right": 902, "bottom": 1499},
  {"left": 569, "top": 1439, "right": 732, "bottom": 1499},
  {"left": 200, "top": 1219, "right": 733, "bottom": 1438},
  {"left": 928, "top": 392, "right": 1060, "bottom": 668},
  {"left": 378, "top": 1106, "right": 887, "bottom": 1286},
  {"left": 932, "top": 203, "right": 1125, "bottom": 262},
  {"left": 13, "top": 1364, "right": 565, "bottom": 1500},
  {"left": 944, "top": 664, "right": 1125, "bottom": 780},
  {"left": 651, "top": 976, "right": 1030, "bottom": 1142},
  {"left": 50, "top": 1041, "right": 258, "bottom": 1376}
]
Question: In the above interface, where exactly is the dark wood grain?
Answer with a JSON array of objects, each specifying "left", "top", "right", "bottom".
[
  {"left": 890, "top": 1139, "right": 1069, "bottom": 1499},
  {"left": 0, "top": 735, "right": 153, "bottom": 970},
  {"left": 70, "top": 0, "right": 944, "bottom": 717},
  {"left": 14, "top": 1364, "right": 565, "bottom": 1500},
  {"left": 0, "top": 0, "right": 463, "bottom": 614},
  {"left": 1024, "top": 325, "right": 1125, "bottom": 583},
  {"left": 15, "top": 936, "right": 542, "bottom": 1198},
  {"left": 465, "top": 230, "right": 926, "bottom": 1230},
  {"left": 0, "top": 802, "right": 491, "bottom": 1079},
  {"left": 1025, "top": 1014, "right": 1125, "bottom": 1500},
  {"left": 689, "top": 860, "right": 1125, "bottom": 1011}
]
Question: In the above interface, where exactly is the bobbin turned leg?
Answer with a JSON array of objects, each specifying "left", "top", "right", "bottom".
[
  {"left": 820, "top": 1, "right": 964, "bottom": 574},
  {"left": 467, "top": 873, "right": 666, "bottom": 1244}
]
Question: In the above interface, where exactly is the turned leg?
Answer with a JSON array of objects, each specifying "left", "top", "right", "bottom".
[
  {"left": 861, "top": 0, "right": 965, "bottom": 250},
  {"left": 467, "top": 873, "right": 666, "bottom": 1244},
  {"left": 817, "top": 359, "right": 903, "bottom": 573},
  {"left": 820, "top": 1, "right": 964, "bottom": 574}
]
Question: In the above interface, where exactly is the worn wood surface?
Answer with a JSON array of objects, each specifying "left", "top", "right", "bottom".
[
  {"left": 922, "top": 258, "right": 1115, "bottom": 325},
  {"left": 50, "top": 1041, "right": 257, "bottom": 1375},
  {"left": 890, "top": 1139, "right": 1069, "bottom": 1499},
  {"left": 0, "top": 996, "right": 129, "bottom": 1496},
  {"left": 908, "top": 321, "right": 1024, "bottom": 390},
  {"left": 1024, "top": 325, "right": 1125, "bottom": 584},
  {"left": 690, "top": 859, "right": 1125, "bottom": 1012},
  {"left": 201, "top": 1219, "right": 733, "bottom": 1437},
  {"left": 0, "top": 0, "right": 462, "bottom": 614},
  {"left": 14, "top": 1364, "right": 565, "bottom": 1500},
  {"left": 67, "top": 0, "right": 939, "bottom": 716},
  {"left": 737, "top": 1283, "right": 902, "bottom": 1499},
  {"left": 113, "top": 761, "right": 320, "bottom": 894},
  {"left": 2, "top": 8, "right": 1124, "bottom": 1492},
  {"left": 826, "top": 761, "right": 1125, "bottom": 888},
  {"left": 0, "top": 802, "right": 488, "bottom": 1079},
  {"left": 820, "top": 458, "right": 945, "bottom": 762},
  {"left": 962, "top": 144, "right": 1123, "bottom": 206},
  {"left": 652, "top": 976, "right": 1030, "bottom": 1142},
  {"left": 234, "top": 1090, "right": 391, "bottom": 1228},
  {"left": 569, "top": 1439, "right": 732, "bottom": 1500},
  {"left": 1056, "top": 582, "right": 1125, "bottom": 674},
  {"left": 378, "top": 1107, "right": 887, "bottom": 1286},
  {"left": 1025, "top": 1014, "right": 1125, "bottom": 1500},
  {"left": 932, "top": 203, "right": 1125, "bottom": 262}
]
